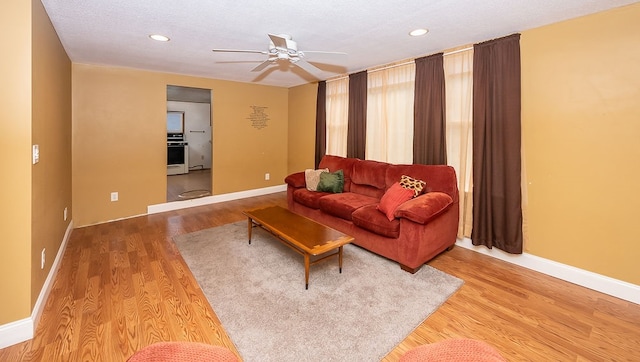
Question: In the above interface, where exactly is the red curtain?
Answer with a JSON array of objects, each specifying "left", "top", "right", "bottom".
[
  {"left": 315, "top": 81, "right": 326, "bottom": 168},
  {"left": 413, "top": 53, "right": 447, "bottom": 165},
  {"left": 347, "top": 71, "right": 367, "bottom": 159},
  {"left": 472, "top": 34, "right": 523, "bottom": 254}
]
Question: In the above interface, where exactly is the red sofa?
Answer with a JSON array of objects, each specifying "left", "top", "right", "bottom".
[{"left": 284, "top": 155, "right": 459, "bottom": 273}]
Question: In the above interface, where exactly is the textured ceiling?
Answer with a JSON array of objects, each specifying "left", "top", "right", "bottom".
[{"left": 41, "top": 0, "right": 638, "bottom": 88}]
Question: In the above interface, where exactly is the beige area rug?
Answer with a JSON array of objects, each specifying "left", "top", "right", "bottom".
[
  {"left": 173, "top": 221, "right": 463, "bottom": 361},
  {"left": 178, "top": 189, "right": 212, "bottom": 199}
]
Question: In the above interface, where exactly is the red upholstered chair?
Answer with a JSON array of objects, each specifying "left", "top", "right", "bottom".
[
  {"left": 399, "top": 339, "right": 506, "bottom": 362},
  {"left": 127, "top": 341, "right": 239, "bottom": 362}
]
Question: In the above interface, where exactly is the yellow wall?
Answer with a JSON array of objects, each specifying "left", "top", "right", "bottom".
[
  {"left": 0, "top": 0, "right": 72, "bottom": 325},
  {"left": 287, "top": 83, "right": 318, "bottom": 173},
  {"left": 521, "top": 3, "right": 640, "bottom": 284},
  {"left": 31, "top": 0, "right": 73, "bottom": 308},
  {"left": 0, "top": 0, "right": 32, "bottom": 325},
  {"left": 72, "top": 65, "right": 288, "bottom": 226}
]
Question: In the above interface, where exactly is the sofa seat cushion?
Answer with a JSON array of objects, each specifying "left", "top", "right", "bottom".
[
  {"left": 293, "top": 188, "right": 330, "bottom": 209},
  {"left": 352, "top": 204, "right": 401, "bottom": 238},
  {"left": 318, "top": 192, "right": 379, "bottom": 221}
]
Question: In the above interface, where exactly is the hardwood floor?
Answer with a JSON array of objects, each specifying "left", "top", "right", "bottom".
[
  {"left": 1, "top": 192, "right": 638, "bottom": 361},
  {"left": 166, "top": 169, "right": 211, "bottom": 202}
]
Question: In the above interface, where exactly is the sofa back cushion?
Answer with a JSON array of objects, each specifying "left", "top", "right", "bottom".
[
  {"left": 318, "top": 155, "right": 357, "bottom": 192},
  {"left": 350, "top": 159, "right": 389, "bottom": 199},
  {"left": 317, "top": 156, "right": 458, "bottom": 203},
  {"left": 385, "top": 164, "right": 459, "bottom": 203}
]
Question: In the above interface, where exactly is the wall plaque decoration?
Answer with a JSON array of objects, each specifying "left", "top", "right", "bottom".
[{"left": 248, "top": 105, "right": 269, "bottom": 130}]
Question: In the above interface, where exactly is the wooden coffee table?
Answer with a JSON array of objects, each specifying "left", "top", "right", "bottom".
[{"left": 242, "top": 206, "right": 354, "bottom": 289}]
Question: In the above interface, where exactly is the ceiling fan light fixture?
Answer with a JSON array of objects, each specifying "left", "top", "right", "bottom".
[
  {"left": 149, "top": 34, "right": 170, "bottom": 42},
  {"left": 409, "top": 28, "right": 429, "bottom": 37}
]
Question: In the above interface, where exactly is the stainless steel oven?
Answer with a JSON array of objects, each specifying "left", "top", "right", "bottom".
[
  {"left": 167, "top": 142, "right": 186, "bottom": 165},
  {"left": 167, "top": 134, "right": 189, "bottom": 175}
]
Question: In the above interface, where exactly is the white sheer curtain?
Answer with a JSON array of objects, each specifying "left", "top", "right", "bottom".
[
  {"left": 325, "top": 77, "right": 349, "bottom": 157},
  {"left": 444, "top": 48, "right": 473, "bottom": 238},
  {"left": 366, "top": 63, "right": 416, "bottom": 163}
]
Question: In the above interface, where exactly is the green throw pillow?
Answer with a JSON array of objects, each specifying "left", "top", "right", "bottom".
[{"left": 316, "top": 169, "right": 344, "bottom": 193}]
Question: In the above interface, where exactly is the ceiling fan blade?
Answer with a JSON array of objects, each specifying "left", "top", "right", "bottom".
[
  {"left": 303, "top": 50, "right": 347, "bottom": 56},
  {"left": 212, "top": 49, "right": 267, "bottom": 54},
  {"left": 251, "top": 59, "right": 273, "bottom": 72},
  {"left": 302, "top": 51, "right": 348, "bottom": 63},
  {"left": 268, "top": 34, "right": 289, "bottom": 49},
  {"left": 293, "top": 59, "right": 323, "bottom": 79}
]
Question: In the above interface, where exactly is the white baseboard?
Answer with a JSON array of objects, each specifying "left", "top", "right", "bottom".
[
  {"left": 456, "top": 238, "right": 640, "bottom": 305},
  {"left": 0, "top": 220, "right": 74, "bottom": 349},
  {"left": 147, "top": 184, "right": 287, "bottom": 214},
  {"left": 0, "top": 318, "right": 32, "bottom": 350},
  {"left": 81, "top": 185, "right": 288, "bottom": 227}
]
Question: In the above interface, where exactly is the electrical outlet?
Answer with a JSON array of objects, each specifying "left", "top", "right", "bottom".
[
  {"left": 111, "top": 192, "right": 119, "bottom": 201},
  {"left": 41, "top": 249, "right": 46, "bottom": 269},
  {"left": 265, "top": 173, "right": 270, "bottom": 181},
  {"left": 64, "top": 207, "right": 68, "bottom": 221}
]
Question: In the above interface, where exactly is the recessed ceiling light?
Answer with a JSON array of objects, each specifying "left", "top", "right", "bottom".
[
  {"left": 149, "top": 34, "right": 170, "bottom": 42},
  {"left": 409, "top": 28, "right": 429, "bottom": 37}
]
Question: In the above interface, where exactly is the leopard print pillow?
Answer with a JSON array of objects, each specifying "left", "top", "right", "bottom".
[{"left": 399, "top": 175, "right": 426, "bottom": 198}]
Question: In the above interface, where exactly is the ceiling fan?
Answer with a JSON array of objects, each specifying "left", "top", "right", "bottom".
[{"left": 212, "top": 34, "right": 347, "bottom": 78}]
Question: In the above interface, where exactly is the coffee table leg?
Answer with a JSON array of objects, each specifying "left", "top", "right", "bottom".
[
  {"left": 247, "top": 217, "right": 253, "bottom": 244},
  {"left": 304, "top": 254, "right": 310, "bottom": 290},
  {"left": 339, "top": 245, "right": 343, "bottom": 273}
]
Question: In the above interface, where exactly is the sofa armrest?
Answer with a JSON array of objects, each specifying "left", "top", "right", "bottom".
[
  {"left": 284, "top": 171, "right": 306, "bottom": 188},
  {"left": 395, "top": 192, "right": 453, "bottom": 225}
]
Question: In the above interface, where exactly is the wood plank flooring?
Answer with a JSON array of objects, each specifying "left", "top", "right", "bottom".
[
  {"left": 1, "top": 192, "right": 638, "bottom": 361},
  {"left": 166, "top": 169, "right": 211, "bottom": 202}
]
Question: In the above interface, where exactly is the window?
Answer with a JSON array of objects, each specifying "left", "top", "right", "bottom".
[
  {"left": 444, "top": 48, "right": 473, "bottom": 237},
  {"left": 366, "top": 63, "right": 416, "bottom": 163},
  {"left": 325, "top": 77, "right": 349, "bottom": 157}
]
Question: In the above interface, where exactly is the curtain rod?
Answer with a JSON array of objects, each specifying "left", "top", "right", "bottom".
[
  {"left": 326, "top": 46, "right": 473, "bottom": 83},
  {"left": 368, "top": 60, "right": 414, "bottom": 73},
  {"left": 444, "top": 46, "right": 473, "bottom": 56}
]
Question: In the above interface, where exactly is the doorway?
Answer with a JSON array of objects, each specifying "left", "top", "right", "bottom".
[{"left": 166, "top": 85, "right": 212, "bottom": 202}]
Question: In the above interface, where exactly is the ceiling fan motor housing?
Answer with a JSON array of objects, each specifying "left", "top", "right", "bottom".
[{"left": 269, "top": 35, "right": 298, "bottom": 54}]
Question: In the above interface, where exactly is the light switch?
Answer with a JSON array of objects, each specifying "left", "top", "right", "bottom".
[{"left": 32, "top": 145, "right": 40, "bottom": 164}]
